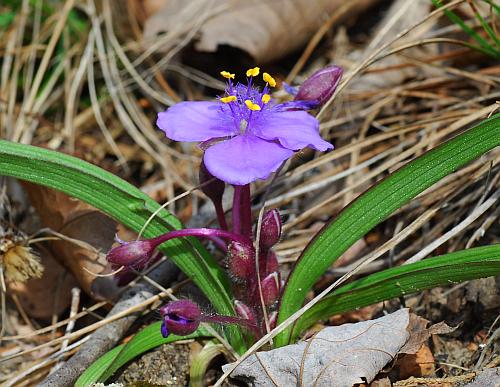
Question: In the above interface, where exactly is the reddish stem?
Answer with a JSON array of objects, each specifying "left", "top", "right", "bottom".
[
  {"left": 150, "top": 228, "right": 251, "bottom": 248},
  {"left": 214, "top": 202, "right": 228, "bottom": 230}
]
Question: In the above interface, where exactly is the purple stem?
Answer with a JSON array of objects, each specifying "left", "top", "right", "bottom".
[
  {"left": 150, "top": 228, "right": 251, "bottom": 249},
  {"left": 239, "top": 184, "right": 252, "bottom": 238},
  {"left": 214, "top": 201, "right": 228, "bottom": 231},
  {"left": 232, "top": 185, "right": 243, "bottom": 235}
]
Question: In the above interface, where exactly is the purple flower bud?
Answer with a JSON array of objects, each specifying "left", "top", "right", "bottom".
[
  {"left": 295, "top": 65, "right": 343, "bottom": 107},
  {"left": 199, "top": 160, "right": 225, "bottom": 203},
  {"left": 106, "top": 238, "right": 157, "bottom": 267},
  {"left": 261, "top": 272, "right": 280, "bottom": 306},
  {"left": 234, "top": 300, "right": 256, "bottom": 326},
  {"left": 259, "top": 209, "right": 282, "bottom": 250},
  {"left": 159, "top": 300, "right": 201, "bottom": 337},
  {"left": 227, "top": 241, "right": 255, "bottom": 280},
  {"left": 265, "top": 250, "right": 279, "bottom": 275}
]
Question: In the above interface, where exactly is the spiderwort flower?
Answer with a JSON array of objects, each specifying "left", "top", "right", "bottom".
[{"left": 157, "top": 67, "right": 333, "bottom": 185}]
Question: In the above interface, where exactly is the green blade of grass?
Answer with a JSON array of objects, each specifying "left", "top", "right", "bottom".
[
  {"left": 75, "top": 322, "right": 212, "bottom": 386},
  {"left": 289, "top": 245, "right": 500, "bottom": 341},
  {"left": 470, "top": 6, "right": 500, "bottom": 50},
  {"left": 276, "top": 114, "right": 500, "bottom": 347},
  {"left": 432, "top": 0, "right": 499, "bottom": 58},
  {"left": 0, "top": 140, "right": 245, "bottom": 352}
]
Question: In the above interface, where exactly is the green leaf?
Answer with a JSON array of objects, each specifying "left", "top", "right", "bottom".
[
  {"left": 290, "top": 245, "right": 500, "bottom": 341},
  {"left": 432, "top": 0, "right": 500, "bottom": 58},
  {"left": 75, "top": 322, "right": 212, "bottom": 386},
  {"left": 276, "top": 114, "right": 500, "bottom": 347},
  {"left": 0, "top": 140, "right": 245, "bottom": 352}
]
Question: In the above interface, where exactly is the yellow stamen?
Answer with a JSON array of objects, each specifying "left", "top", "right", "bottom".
[
  {"left": 262, "top": 94, "right": 271, "bottom": 104},
  {"left": 220, "top": 71, "right": 235, "bottom": 79},
  {"left": 220, "top": 95, "right": 237, "bottom": 103},
  {"left": 263, "top": 72, "right": 276, "bottom": 87},
  {"left": 246, "top": 67, "right": 260, "bottom": 77},
  {"left": 245, "top": 100, "right": 261, "bottom": 111}
]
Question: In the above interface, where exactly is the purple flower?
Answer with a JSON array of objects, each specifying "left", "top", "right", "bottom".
[
  {"left": 160, "top": 300, "right": 201, "bottom": 338},
  {"left": 157, "top": 68, "right": 332, "bottom": 185}
]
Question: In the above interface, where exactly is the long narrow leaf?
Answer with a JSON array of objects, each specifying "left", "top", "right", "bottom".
[
  {"left": 289, "top": 245, "right": 500, "bottom": 341},
  {"left": 432, "top": 0, "right": 499, "bottom": 58},
  {"left": 277, "top": 114, "right": 500, "bottom": 346},
  {"left": 0, "top": 141, "right": 245, "bottom": 351},
  {"left": 75, "top": 323, "right": 211, "bottom": 386}
]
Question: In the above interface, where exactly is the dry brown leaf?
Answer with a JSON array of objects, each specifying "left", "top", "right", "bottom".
[
  {"left": 398, "top": 344, "right": 436, "bottom": 379},
  {"left": 400, "top": 314, "right": 455, "bottom": 354},
  {"left": 8, "top": 244, "right": 78, "bottom": 320},
  {"left": 143, "top": 0, "right": 378, "bottom": 63},
  {"left": 22, "top": 182, "right": 117, "bottom": 296}
]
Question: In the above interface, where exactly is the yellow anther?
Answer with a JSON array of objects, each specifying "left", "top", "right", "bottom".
[
  {"left": 246, "top": 67, "right": 260, "bottom": 77},
  {"left": 263, "top": 72, "right": 276, "bottom": 87},
  {"left": 220, "top": 71, "right": 235, "bottom": 79},
  {"left": 262, "top": 94, "right": 271, "bottom": 104},
  {"left": 221, "top": 95, "right": 237, "bottom": 103},
  {"left": 245, "top": 100, "right": 261, "bottom": 111}
]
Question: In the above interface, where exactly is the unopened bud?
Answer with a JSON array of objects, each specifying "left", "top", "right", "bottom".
[
  {"left": 234, "top": 300, "right": 256, "bottom": 325},
  {"left": 106, "top": 238, "right": 157, "bottom": 267},
  {"left": 261, "top": 272, "right": 280, "bottom": 306},
  {"left": 259, "top": 209, "right": 281, "bottom": 250},
  {"left": 295, "top": 65, "right": 343, "bottom": 107},
  {"left": 265, "top": 250, "right": 279, "bottom": 275},
  {"left": 199, "top": 160, "right": 225, "bottom": 203},
  {"left": 159, "top": 300, "right": 201, "bottom": 337},
  {"left": 227, "top": 241, "right": 255, "bottom": 280}
]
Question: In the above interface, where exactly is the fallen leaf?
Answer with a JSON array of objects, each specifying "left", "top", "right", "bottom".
[
  {"left": 143, "top": 0, "right": 379, "bottom": 63},
  {"left": 225, "top": 309, "right": 455, "bottom": 386},
  {"left": 225, "top": 309, "right": 410, "bottom": 386},
  {"left": 400, "top": 314, "right": 455, "bottom": 354},
  {"left": 8, "top": 244, "right": 78, "bottom": 320},
  {"left": 22, "top": 182, "right": 117, "bottom": 296},
  {"left": 398, "top": 344, "right": 435, "bottom": 379}
]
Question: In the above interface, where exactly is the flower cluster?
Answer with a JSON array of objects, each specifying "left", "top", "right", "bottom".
[{"left": 106, "top": 65, "right": 342, "bottom": 340}]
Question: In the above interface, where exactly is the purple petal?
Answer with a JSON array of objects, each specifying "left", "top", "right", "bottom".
[
  {"left": 160, "top": 322, "right": 169, "bottom": 338},
  {"left": 204, "top": 135, "right": 294, "bottom": 185},
  {"left": 157, "top": 101, "right": 234, "bottom": 142},
  {"left": 252, "top": 110, "right": 332, "bottom": 151}
]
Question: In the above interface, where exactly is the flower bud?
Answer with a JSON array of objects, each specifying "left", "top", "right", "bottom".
[
  {"left": 259, "top": 209, "right": 281, "bottom": 250},
  {"left": 265, "top": 250, "right": 279, "bottom": 275},
  {"left": 234, "top": 300, "right": 256, "bottom": 326},
  {"left": 199, "top": 160, "right": 225, "bottom": 203},
  {"left": 227, "top": 241, "right": 255, "bottom": 280},
  {"left": 106, "top": 238, "right": 157, "bottom": 267},
  {"left": 159, "top": 300, "right": 201, "bottom": 337},
  {"left": 261, "top": 272, "right": 280, "bottom": 306},
  {"left": 295, "top": 65, "right": 343, "bottom": 107}
]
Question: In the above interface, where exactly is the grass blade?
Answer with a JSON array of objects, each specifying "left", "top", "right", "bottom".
[
  {"left": 75, "top": 322, "right": 211, "bottom": 386},
  {"left": 276, "top": 114, "right": 500, "bottom": 346},
  {"left": 0, "top": 140, "right": 245, "bottom": 352},
  {"left": 289, "top": 245, "right": 500, "bottom": 341}
]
